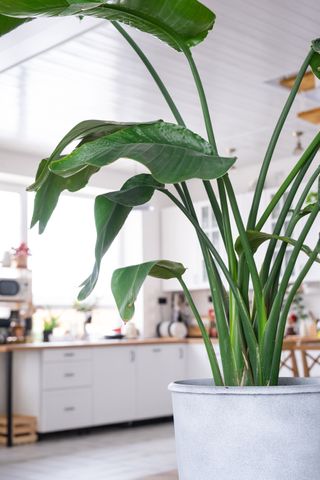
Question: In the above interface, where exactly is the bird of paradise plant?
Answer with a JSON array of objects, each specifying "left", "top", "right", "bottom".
[{"left": 1, "top": 1, "right": 319, "bottom": 386}]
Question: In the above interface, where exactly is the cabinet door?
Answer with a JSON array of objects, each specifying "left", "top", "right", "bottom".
[
  {"left": 161, "top": 206, "right": 201, "bottom": 291},
  {"left": 186, "top": 343, "right": 221, "bottom": 379},
  {"left": 40, "top": 387, "right": 92, "bottom": 433},
  {"left": 93, "top": 347, "right": 136, "bottom": 425},
  {"left": 195, "top": 202, "right": 224, "bottom": 289},
  {"left": 135, "top": 345, "right": 186, "bottom": 419}
]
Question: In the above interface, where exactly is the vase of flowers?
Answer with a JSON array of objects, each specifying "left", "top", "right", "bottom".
[{"left": 12, "top": 242, "right": 30, "bottom": 269}]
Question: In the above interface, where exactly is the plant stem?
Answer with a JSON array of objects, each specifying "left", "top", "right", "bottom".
[
  {"left": 261, "top": 158, "right": 319, "bottom": 299},
  {"left": 247, "top": 49, "right": 314, "bottom": 229},
  {"left": 262, "top": 205, "right": 320, "bottom": 380},
  {"left": 112, "top": 21, "right": 185, "bottom": 127},
  {"left": 162, "top": 189, "right": 261, "bottom": 383},
  {"left": 113, "top": 22, "right": 225, "bottom": 245},
  {"left": 178, "top": 276, "right": 224, "bottom": 385},
  {"left": 260, "top": 156, "right": 314, "bottom": 289},
  {"left": 269, "top": 237, "right": 320, "bottom": 385},
  {"left": 224, "top": 175, "right": 267, "bottom": 342},
  {"left": 256, "top": 133, "right": 320, "bottom": 232},
  {"left": 179, "top": 184, "right": 237, "bottom": 384}
]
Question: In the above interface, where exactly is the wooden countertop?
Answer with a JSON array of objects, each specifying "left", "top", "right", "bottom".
[
  {"left": 0, "top": 337, "right": 214, "bottom": 353},
  {"left": 0, "top": 335, "right": 316, "bottom": 353}
]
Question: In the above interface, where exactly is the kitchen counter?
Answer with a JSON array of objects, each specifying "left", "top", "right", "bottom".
[
  {"left": 1, "top": 335, "right": 318, "bottom": 353},
  {"left": 0, "top": 337, "right": 217, "bottom": 352},
  {"left": 1, "top": 335, "right": 315, "bottom": 353}
]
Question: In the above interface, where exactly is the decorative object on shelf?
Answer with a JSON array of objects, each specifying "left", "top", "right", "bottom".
[
  {"left": 286, "top": 312, "right": 298, "bottom": 336},
  {"left": 1, "top": 251, "right": 11, "bottom": 268},
  {"left": 73, "top": 299, "right": 96, "bottom": 339},
  {"left": 2, "top": 2, "right": 320, "bottom": 478},
  {"left": 11, "top": 242, "right": 31, "bottom": 269},
  {"left": 123, "top": 320, "right": 139, "bottom": 339},
  {"left": 292, "top": 130, "right": 304, "bottom": 155}
]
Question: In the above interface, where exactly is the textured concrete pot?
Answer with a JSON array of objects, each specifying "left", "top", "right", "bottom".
[{"left": 169, "top": 378, "right": 320, "bottom": 480}]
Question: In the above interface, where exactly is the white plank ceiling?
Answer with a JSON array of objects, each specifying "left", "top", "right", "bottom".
[{"left": 0, "top": 0, "right": 319, "bottom": 173}]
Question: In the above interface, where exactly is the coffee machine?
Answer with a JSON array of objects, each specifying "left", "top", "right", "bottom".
[{"left": 0, "top": 267, "right": 33, "bottom": 343}]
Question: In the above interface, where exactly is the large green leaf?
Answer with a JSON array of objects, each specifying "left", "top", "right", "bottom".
[
  {"left": 0, "top": 1, "right": 77, "bottom": 16},
  {"left": 311, "top": 39, "right": 320, "bottom": 80},
  {"left": 30, "top": 159, "right": 98, "bottom": 234},
  {"left": 0, "top": 0, "right": 215, "bottom": 51},
  {"left": 105, "top": 174, "right": 163, "bottom": 206},
  {"left": 27, "top": 120, "right": 150, "bottom": 192},
  {"left": 78, "top": 174, "right": 162, "bottom": 300},
  {"left": 112, "top": 260, "right": 186, "bottom": 320},
  {"left": 51, "top": 119, "right": 156, "bottom": 159},
  {"left": 235, "top": 230, "right": 320, "bottom": 264},
  {"left": 0, "top": 13, "right": 31, "bottom": 36},
  {"left": 50, "top": 121, "right": 236, "bottom": 183},
  {"left": 312, "top": 38, "right": 320, "bottom": 54}
]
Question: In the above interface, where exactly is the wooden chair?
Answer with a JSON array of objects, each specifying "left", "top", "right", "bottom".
[
  {"left": 299, "top": 343, "right": 320, "bottom": 377},
  {"left": 280, "top": 342, "right": 299, "bottom": 377}
]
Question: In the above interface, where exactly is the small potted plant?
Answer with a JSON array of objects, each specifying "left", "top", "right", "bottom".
[
  {"left": 1, "top": 2, "right": 320, "bottom": 479},
  {"left": 43, "top": 314, "right": 59, "bottom": 343},
  {"left": 12, "top": 242, "right": 31, "bottom": 269}
]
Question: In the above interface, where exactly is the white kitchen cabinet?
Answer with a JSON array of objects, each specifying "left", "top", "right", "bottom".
[
  {"left": 11, "top": 342, "right": 311, "bottom": 434},
  {"left": 161, "top": 205, "right": 201, "bottom": 291},
  {"left": 93, "top": 346, "right": 136, "bottom": 426},
  {"left": 135, "top": 344, "right": 186, "bottom": 419},
  {"left": 41, "top": 388, "right": 93, "bottom": 432},
  {"left": 196, "top": 201, "right": 224, "bottom": 289},
  {"left": 186, "top": 342, "right": 220, "bottom": 379},
  {"left": 42, "top": 361, "right": 92, "bottom": 390},
  {"left": 42, "top": 348, "right": 92, "bottom": 363}
]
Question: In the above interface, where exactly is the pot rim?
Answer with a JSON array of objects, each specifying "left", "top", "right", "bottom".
[{"left": 169, "top": 377, "right": 320, "bottom": 396}]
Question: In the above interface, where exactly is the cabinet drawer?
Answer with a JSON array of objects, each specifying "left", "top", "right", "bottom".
[
  {"left": 42, "top": 348, "right": 92, "bottom": 363},
  {"left": 42, "top": 361, "right": 92, "bottom": 390},
  {"left": 40, "top": 388, "right": 92, "bottom": 432}
]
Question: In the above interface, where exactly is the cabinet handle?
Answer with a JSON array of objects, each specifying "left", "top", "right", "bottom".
[
  {"left": 64, "top": 352, "right": 75, "bottom": 358},
  {"left": 179, "top": 348, "right": 184, "bottom": 359},
  {"left": 64, "top": 372, "right": 75, "bottom": 378},
  {"left": 152, "top": 348, "right": 162, "bottom": 353},
  {"left": 130, "top": 350, "right": 135, "bottom": 362},
  {"left": 64, "top": 406, "right": 75, "bottom": 412}
]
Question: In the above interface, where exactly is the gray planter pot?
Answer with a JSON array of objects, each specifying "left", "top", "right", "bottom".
[{"left": 169, "top": 378, "right": 320, "bottom": 480}]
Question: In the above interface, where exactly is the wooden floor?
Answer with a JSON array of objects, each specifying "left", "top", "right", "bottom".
[{"left": 0, "top": 422, "right": 177, "bottom": 480}]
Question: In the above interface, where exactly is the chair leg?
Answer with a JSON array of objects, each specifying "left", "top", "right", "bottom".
[
  {"left": 290, "top": 351, "right": 299, "bottom": 377},
  {"left": 301, "top": 350, "right": 310, "bottom": 377}
]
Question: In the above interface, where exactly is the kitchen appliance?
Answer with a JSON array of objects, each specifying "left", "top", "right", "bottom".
[{"left": 0, "top": 268, "right": 32, "bottom": 303}]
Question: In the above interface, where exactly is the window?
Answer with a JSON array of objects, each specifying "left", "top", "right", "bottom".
[
  {"left": 0, "top": 184, "right": 25, "bottom": 259},
  {"left": 28, "top": 191, "right": 143, "bottom": 308},
  {"left": 0, "top": 177, "right": 144, "bottom": 330}
]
